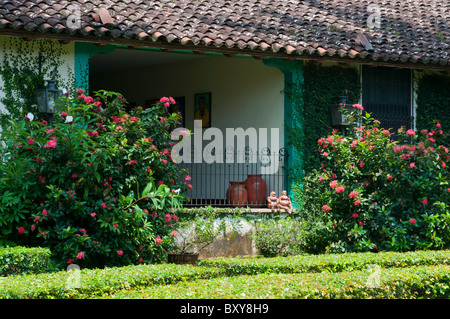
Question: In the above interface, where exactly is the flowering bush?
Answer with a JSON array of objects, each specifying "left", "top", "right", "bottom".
[
  {"left": 0, "top": 89, "right": 191, "bottom": 269},
  {"left": 300, "top": 103, "right": 449, "bottom": 253}
]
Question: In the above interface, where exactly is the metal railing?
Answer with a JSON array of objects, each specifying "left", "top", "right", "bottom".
[{"left": 177, "top": 147, "right": 289, "bottom": 208}]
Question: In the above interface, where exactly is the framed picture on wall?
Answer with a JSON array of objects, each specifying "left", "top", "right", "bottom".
[
  {"left": 194, "top": 92, "right": 211, "bottom": 128},
  {"left": 169, "top": 96, "right": 185, "bottom": 127}
]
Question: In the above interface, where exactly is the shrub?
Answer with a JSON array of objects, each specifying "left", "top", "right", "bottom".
[
  {"left": 0, "top": 246, "right": 53, "bottom": 276},
  {"left": 110, "top": 265, "right": 450, "bottom": 299},
  {"left": 197, "top": 249, "right": 450, "bottom": 276},
  {"left": 299, "top": 104, "right": 449, "bottom": 253},
  {"left": 0, "top": 90, "right": 190, "bottom": 269},
  {"left": 0, "top": 263, "right": 223, "bottom": 299},
  {"left": 171, "top": 207, "right": 242, "bottom": 255},
  {"left": 252, "top": 217, "right": 306, "bottom": 257}
]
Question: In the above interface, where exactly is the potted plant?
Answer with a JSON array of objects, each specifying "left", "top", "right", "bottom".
[{"left": 167, "top": 208, "right": 241, "bottom": 264}]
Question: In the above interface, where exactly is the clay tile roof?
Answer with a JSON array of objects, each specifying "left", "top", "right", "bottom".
[{"left": 0, "top": 0, "right": 448, "bottom": 68}]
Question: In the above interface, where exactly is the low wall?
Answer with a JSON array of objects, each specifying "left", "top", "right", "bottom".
[{"left": 190, "top": 209, "right": 292, "bottom": 259}]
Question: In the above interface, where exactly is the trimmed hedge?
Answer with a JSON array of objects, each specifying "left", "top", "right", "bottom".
[
  {"left": 197, "top": 250, "right": 450, "bottom": 276},
  {"left": 0, "top": 263, "right": 223, "bottom": 299},
  {"left": 0, "top": 246, "right": 53, "bottom": 276},
  {"left": 2, "top": 249, "right": 450, "bottom": 299},
  {"left": 110, "top": 265, "right": 450, "bottom": 299}
]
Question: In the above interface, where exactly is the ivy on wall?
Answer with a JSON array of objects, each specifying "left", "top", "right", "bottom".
[
  {"left": 415, "top": 72, "right": 450, "bottom": 147},
  {"left": 0, "top": 37, "right": 74, "bottom": 131},
  {"left": 286, "top": 62, "right": 361, "bottom": 175}
]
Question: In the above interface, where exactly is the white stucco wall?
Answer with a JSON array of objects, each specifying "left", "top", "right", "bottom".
[
  {"left": 0, "top": 35, "right": 75, "bottom": 115},
  {"left": 91, "top": 51, "right": 285, "bottom": 146}
]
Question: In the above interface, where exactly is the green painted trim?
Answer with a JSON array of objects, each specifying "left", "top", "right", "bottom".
[
  {"left": 263, "top": 58, "right": 304, "bottom": 205},
  {"left": 74, "top": 42, "right": 116, "bottom": 92}
]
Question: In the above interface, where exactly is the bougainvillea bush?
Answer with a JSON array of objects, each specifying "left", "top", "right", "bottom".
[
  {"left": 0, "top": 89, "right": 191, "bottom": 269},
  {"left": 300, "top": 104, "right": 449, "bottom": 254}
]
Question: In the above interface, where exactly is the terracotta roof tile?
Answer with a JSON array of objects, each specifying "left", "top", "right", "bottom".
[{"left": 0, "top": 0, "right": 448, "bottom": 67}]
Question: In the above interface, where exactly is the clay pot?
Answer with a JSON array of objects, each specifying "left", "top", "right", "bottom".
[
  {"left": 244, "top": 174, "right": 267, "bottom": 206},
  {"left": 226, "top": 181, "right": 248, "bottom": 207}
]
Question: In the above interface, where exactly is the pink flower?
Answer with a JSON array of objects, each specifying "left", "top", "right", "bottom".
[
  {"left": 61, "top": 112, "right": 67, "bottom": 116},
  {"left": 442, "top": 162, "right": 446, "bottom": 169},
  {"left": 335, "top": 185, "right": 345, "bottom": 193},
  {"left": 75, "top": 88, "right": 85, "bottom": 95},
  {"left": 42, "top": 209, "right": 47, "bottom": 216},
  {"left": 155, "top": 235, "right": 163, "bottom": 244},
  {"left": 352, "top": 213, "right": 359, "bottom": 218},
  {"left": 351, "top": 140, "right": 358, "bottom": 148},
  {"left": 87, "top": 131, "right": 98, "bottom": 138},
  {"left": 410, "top": 162, "right": 415, "bottom": 168},
  {"left": 318, "top": 176, "right": 324, "bottom": 182},
  {"left": 165, "top": 213, "right": 171, "bottom": 222},
  {"left": 44, "top": 139, "right": 57, "bottom": 149},
  {"left": 46, "top": 128, "right": 54, "bottom": 134},
  {"left": 18, "top": 227, "right": 25, "bottom": 234},
  {"left": 76, "top": 252, "right": 85, "bottom": 259},
  {"left": 422, "top": 199, "right": 428, "bottom": 205},
  {"left": 161, "top": 159, "right": 167, "bottom": 165},
  {"left": 171, "top": 231, "right": 177, "bottom": 237},
  {"left": 128, "top": 160, "right": 138, "bottom": 165},
  {"left": 185, "top": 175, "right": 191, "bottom": 181},
  {"left": 437, "top": 122, "right": 441, "bottom": 128},
  {"left": 322, "top": 204, "right": 331, "bottom": 211},
  {"left": 180, "top": 130, "right": 189, "bottom": 137},
  {"left": 90, "top": 212, "right": 96, "bottom": 217},
  {"left": 172, "top": 214, "right": 178, "bottom": 221},
  {"left": 382, "top": 129, "right": 390, "bottom": 136},
  {"left": 28, "top": 137, "right": 35, "bottom": 145},
  {"left": 349, "top": 191, "right": 359, "bottom": 198},
  {"left": 187, "top": 184, "right": 193, "bottom": 189},
  {"left": 101, "top": 203, "right": 107, "bottom": 209},
  {"left": 31, "top": 224, "right": 36, "bottom": 231},
  {"left": 387, "top": 174, "right": 392, "bottom": 181},
  {"left": 359, "top": 161, "right": 364, "bottom": 168},
  {"left": 117, "top": 250, "right": 123, "bottom": 256},
  {"left": 322, "top": 152, "right": 328, "bottom": 157},
  {"left": 113, "top": 223, "right": 118, "bottom": 228},
  {"left": 329, "top": 180, "right": 337, "bottom": 189},
  {"left": 352, "top": 103, "right": 364, "bottom": 111},
  {"left": 84, "top": 96, "right": 94, "bottom": 105},
  {"left": 406, "top": 129, "right": 416, "bottom": 136},
  {"left": 409, "top": 218, "right": 416, "bottom": 224},
  {"left": 354, "top": 199, "right": 361, "bottom": 206},
  {"left": 359, "top": 221, "right": 364, "bottom": 226}
]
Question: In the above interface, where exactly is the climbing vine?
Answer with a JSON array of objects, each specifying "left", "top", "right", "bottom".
[
  {"left": 0, "top": 37, "right": 75, "bottom": 133},
  {"left": 284, "top": 62, "right": 361, "bottom": 208},
  {"left": 285, "top": 62, "right": 361, "bottom": 174},
  {"left": 415, "top": 71, "right": 450, "bottom": 147}
]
